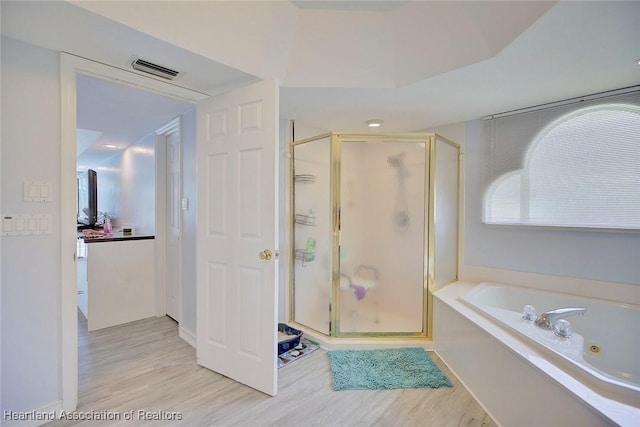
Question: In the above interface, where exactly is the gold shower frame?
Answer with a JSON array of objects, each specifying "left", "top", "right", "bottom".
[{"left": 289, "top": 132, "right": 460, "bottom": 340}]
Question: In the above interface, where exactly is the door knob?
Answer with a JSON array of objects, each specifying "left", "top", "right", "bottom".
[{"left": 258, "top": 249, "right": 272, "bottom": 260}]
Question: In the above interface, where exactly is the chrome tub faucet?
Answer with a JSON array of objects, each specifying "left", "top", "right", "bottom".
[{"left": 534, "top": 307, "right": 586, "bottom": 330}]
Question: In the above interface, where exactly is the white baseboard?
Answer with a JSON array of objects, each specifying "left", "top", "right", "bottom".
[
  {"left": 2, "top": 400, "right": 62, "bottom": 427},
  {"left": 178, "top": 326, "right": 196, "bottom": 348}
]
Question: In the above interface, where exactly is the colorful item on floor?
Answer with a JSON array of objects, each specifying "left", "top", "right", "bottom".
[{"left": 278, "top": 338, "right": 319, "bottom": 368}]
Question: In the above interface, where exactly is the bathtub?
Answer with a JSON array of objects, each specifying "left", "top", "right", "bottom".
[
  {"left": 434, "top": 281, "right": 640, "bottom": 427},
  {"left": 460, "top": 282, "right": 640, "bottom": 401}
]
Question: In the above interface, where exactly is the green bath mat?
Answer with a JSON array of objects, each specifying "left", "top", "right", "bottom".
[{"left": 327, "top": 347, "right": 452, "bottom": 391}]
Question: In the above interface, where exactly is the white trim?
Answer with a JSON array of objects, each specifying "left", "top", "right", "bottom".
[
  {"left": 155, "top": 117, "right": 181, "bottom": 135},
  {"left": 155, "top": 134, "right": 168, "bottom": 317},
  {"left": 60, "top": 53, "right": 79, "bottom": 412},
  {"left": 1, "top": 400, "right": 62, "bottom": 427},
  {"left": 179, "top": 326, "right": 196, "bottom": 348},
  {"left": 59, "top": 53, "right": 206, "bottom": 411},
  {"left": 155, "top": 116, "right": 184, "bottom": 322},
  {"left": 0, "top": 38, "right": 3, "bottom": 419}
]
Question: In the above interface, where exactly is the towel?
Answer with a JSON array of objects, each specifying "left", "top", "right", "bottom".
[
  {"left": 340, "top": 275, "right": 352, "bottom": 290},
  {"left": 352, "top": 277, "right": 377, "bottom": 289}
]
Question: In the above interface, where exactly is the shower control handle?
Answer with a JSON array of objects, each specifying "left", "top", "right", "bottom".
[{"left": 258, "top": 249, "right": 273, "bottom": 261}]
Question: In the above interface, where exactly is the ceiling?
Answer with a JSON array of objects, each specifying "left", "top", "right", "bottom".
[
  {"left": 75, "top": 74, "right": 194, "bottom": 168},
  {"left": 2, "top": 1, "right": 639, "bottom": 156}
]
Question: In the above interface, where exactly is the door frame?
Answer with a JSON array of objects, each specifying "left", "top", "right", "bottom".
[
  {"left": 155, "top": 117, "right": 183, "bottom": 322},
  {"left": 60, "top": 53, "right": 207, "bottom": 410}
]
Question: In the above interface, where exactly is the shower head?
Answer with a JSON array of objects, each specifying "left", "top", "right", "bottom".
[{"left": 387, "top": 152, "right": 405, "bottom": 169}]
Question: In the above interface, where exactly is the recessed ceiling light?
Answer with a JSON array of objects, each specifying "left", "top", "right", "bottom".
[
  {"left": 636, "top": 58, "right": 640, "bottom": 66},
  {"left": 366, "top": 119, "right": 383, "bottom": 128},
  {"left": 104, "top": 144, "right": 117, "bottom": 148}
]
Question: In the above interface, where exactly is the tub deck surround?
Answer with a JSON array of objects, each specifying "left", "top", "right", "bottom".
[
  {"left": 460, "top": 283, "right": 640, "bottom": 396},
  {"left": 459, "top": 265, "right": 640, "bottom": 306},
  {"left": 434, "top": 282, "right": 640, "bottom": 427}
]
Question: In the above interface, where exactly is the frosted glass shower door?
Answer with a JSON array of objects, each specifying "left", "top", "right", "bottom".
[
  {"left": 292, "top": 137, "right": 332, "bottom": 334},
  {"left": 339, "top": 140, "right": 426, "bottom": 334}
]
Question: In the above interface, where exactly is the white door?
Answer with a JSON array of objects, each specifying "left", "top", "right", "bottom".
[
  {"left": 196, "top": 79, "right": 279, "bottom": 396},
  {"left": 165, "top": 124, "right": 182, "bottom": 321}
]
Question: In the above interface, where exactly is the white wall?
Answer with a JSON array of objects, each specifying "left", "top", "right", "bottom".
[
  {"left": 93, "top": 132, "right": 157, "bottom": 235},
  {"left": 93, "top": 163, "right": 120, "bottom": 223},
  {"left": 0, "top": 36, "right": 3, "bottom": 418},
  {"left": 1, "top": 36, "right": 61, "bottom": 413},
  {"left": 428, "top": 119, "right": 640, "bottom": 288},
  {"left": 0, "top": 37, "right": 200, "bottom": 416},
  {"left": 463, "top": 118, "right": 640, "bottom": 286}
]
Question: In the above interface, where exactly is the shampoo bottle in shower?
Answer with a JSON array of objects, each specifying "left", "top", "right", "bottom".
[{"left": 304, "top": 237, "right": 315, "bottom": 262}]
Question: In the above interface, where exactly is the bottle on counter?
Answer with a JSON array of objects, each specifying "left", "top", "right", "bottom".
[{"left": 103, "top": 213, "right": 112, "bottom": 234}]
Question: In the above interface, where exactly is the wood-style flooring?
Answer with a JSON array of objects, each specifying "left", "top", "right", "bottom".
[{"left": 46, "top": 312, "right": 496, "bottom": 426}]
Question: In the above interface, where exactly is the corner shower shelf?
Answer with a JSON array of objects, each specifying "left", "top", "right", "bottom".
[
  {"left": 295, "top": 249, "right": 315, "bottom": 265},
  {"left": 295, "top": 213, "right": 317, "bottom": 226},
  {"left": 294, "top": 174, "right": 316, "bottom": 183}
]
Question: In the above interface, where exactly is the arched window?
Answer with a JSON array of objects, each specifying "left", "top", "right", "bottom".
[{"left": 484, "top": 104, "right": 640, "bottom": 229}]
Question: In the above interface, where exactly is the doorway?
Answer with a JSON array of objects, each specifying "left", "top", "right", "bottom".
[
  {"left": 62, "top": 54, "right": 281, "bottom": 409},
  {"left": 61, "top": 53, "right": 207, "bottom": 410}
]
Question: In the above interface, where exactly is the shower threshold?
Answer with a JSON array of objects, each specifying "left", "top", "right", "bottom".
[{"left": 289, "top": 322, "right": 433, "bottom": 351}]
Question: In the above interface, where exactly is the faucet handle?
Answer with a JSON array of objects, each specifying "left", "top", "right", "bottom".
[
  {"left": 522, "top": 305, "right": 537, "bottom": 321},
  {"left": 554, "top": 319, "right": 572, "bottom": 338}
]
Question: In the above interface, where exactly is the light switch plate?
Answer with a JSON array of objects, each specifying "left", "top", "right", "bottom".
[
  {"left": 24, "top": 181, "right": 53, "bottom": 202},
  {"left": 2, "top": 214, "right": 52, "bottom": 236}
]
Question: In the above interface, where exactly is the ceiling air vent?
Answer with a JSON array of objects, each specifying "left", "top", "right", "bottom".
[{"left": 131, "top": 58, "right": 180, "bottom": 80}]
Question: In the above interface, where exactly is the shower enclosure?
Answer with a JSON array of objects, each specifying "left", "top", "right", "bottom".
[{"left": 290, "top": 132, "right": 459, "bottom": 338}]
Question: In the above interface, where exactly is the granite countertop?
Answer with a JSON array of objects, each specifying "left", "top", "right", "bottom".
[{"left": 78, "top": 229, "right": 155, "bottom": 243}]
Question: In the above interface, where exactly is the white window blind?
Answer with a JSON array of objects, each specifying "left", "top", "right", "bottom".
[{"left": 483, "top": 92, "right": 640, "bottom": 230}]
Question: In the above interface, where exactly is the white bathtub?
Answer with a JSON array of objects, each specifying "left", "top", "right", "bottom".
[{"left": 459, "top": 282, "right": 640, "bottom": 406}]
